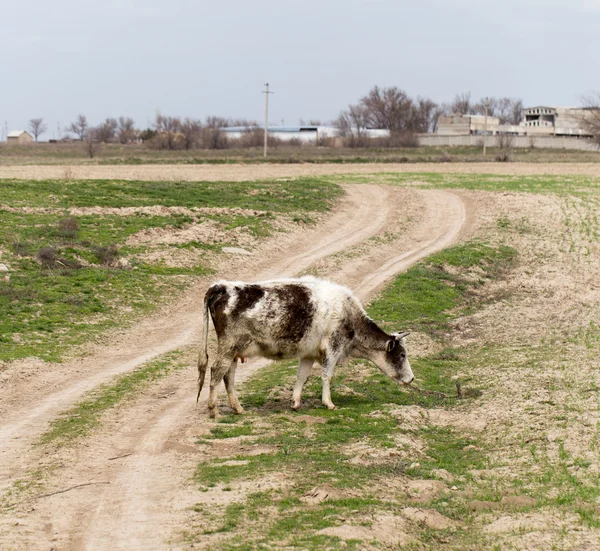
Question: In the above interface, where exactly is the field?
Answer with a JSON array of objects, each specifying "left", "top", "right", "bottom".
[
  {"left": 1, "top": 162, "right": 600, "bottom": 550},
  {"left": 2, "top": 141, "right": 600, "bottom": 167}
]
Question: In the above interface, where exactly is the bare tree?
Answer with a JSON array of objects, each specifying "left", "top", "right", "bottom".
[
  {"left": 431, "top": 103, "right": 450, "bottom": 133},
  {"left": 334, "top": 104, "right": 370, "bottom": 147},
  {"left": 581, "top": 92, "right": 600, "bottom": 146},
  {"left": 496, "top": 133, "right": 515, "bottom": 162},
  {"left": 508, "top": 99, "right": 524, "bottom": 126},
  {"left": 153, "top": 114, "right": 182, "bottom": 150},
  {"left": 117, "top": 117, "right": 136, "bottom": 144},
  {"left": 450, "top": 92, "right": 472, "bottom": 114},
  {"left": 411, "top": 97, "right": 438, "bottom": 133},
  {"left": 69, "top": 114, "right": 88, "bottom": 140},
  {"left": 179, "top": 118, "right": 202, "bottom": 150},
  {"left": 360, "top": 86, "right": 413, "bottom": 131},
  {"left": 473, "top": 97, "right": 523, "bottom": 125},
  {"left": 96, "top": 118, "right": 118, "bottom": 143},
  {"left": 28, "top": 118, "right": 47, "bottom": 142},
  {"left": 83, "top": 128, "right": 100, "bottom": 159},
  {"left": 203, "top": 116, "right": 230, "bottom": 149}
]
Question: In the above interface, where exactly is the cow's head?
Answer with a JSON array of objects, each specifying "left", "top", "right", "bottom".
[{"left": 383, "top": 331, "right": 413, "bottom": 385}]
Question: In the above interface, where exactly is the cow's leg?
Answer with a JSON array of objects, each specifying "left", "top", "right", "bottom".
[
  {"left": 223, "top": 360, "right": 244, "bottom": 415},
  {"left": 321, "top": 353, "right": 339, "bottom": 410},
  {"left": 207, "top": 354, "right": 233, "bottom": 419},
  {"left": 292, "top": 358, "right": 313, "bottom": 411}
]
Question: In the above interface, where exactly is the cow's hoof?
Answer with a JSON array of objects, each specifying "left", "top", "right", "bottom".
[
  {"left": 291, "top": 402, "right": 301, "bottom": 411},
  {"left": 233, "top": 406, "right": 245, "bottom": 415},
  {"left": 324, "top": 403, "right": 336, "bottom": 411},
  {"left": 208, "top": 409, "right": 219, "bottom": 419}
]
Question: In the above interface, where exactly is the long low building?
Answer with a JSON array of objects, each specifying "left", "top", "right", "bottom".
[{"left": 221, "top": 125, "right": 389, "bottom": 143}]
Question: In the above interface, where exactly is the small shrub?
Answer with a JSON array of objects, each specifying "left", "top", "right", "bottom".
[
  {"left": 37, "top": 247, "right": 81, "bottom": 269},
  {"left": 57, "top": 217, "right": 79, "bottom": 240},
  {"left": 495, "top": 151, "right": 514, "bottom": 162},
  {"left": 93, "top": 244, "right": 120, "bottom": 266},
  {"left": 37, "top": 246, "right": 58, "bottom": 268}
]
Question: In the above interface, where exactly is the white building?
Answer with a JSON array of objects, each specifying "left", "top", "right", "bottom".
[{"left": 221, "top": 125, "right": 389, "bottom": 144}]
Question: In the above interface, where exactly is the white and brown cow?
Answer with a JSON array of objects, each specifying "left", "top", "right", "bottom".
[{"left": 197, "top": 276, "right": 413, "bottom": 417}]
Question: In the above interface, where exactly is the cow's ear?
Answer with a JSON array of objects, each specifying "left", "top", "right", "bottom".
[
  {"left": 395, "top": 331, "right": 410, "bottom": 341},
  {"left": 386, "top": 339, "right": 397, "bottom": 352}
]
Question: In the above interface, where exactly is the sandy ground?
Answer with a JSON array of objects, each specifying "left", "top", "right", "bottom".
[
  {"left": 0, "top": 185, "right": 468, "bottom": 550},
  {"left": 1, "top": 161, "right": 600, "bottom": 181}
]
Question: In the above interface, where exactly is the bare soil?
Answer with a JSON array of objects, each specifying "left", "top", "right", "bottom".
[
  {"left": 1, "top": 161, "right": 600, "bottom": 181},
  {"left": 0, "top": 184, "right": 468, "bottom": 550}
]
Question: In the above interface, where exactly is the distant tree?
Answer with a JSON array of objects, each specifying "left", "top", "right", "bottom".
[
  {"left": 96, "top": 118, "right": 118, "bottom": 143},
  {"left": 450, "top": 92, "right": 472, "bottom": 115},
  {"left": 431, "top": 103, "right": 450, "bottom": 132},
  {"left": 581, "top": 92, "right": 600, "bottom": 146},
  {"left": 153, "top": 114, "right": 182, "bottom": 150},
  {"left": 223, "top": 117, "right": 258, "bottom": 128},
  {"left": 117, "top": 117, "right": 136, "bottom": 144},
  {"left": 360, "top": 86, "right": 414, "bottom": 131},
  {"left": 69, "top": 114, "right": 88, "bottom": 140},
  {"left": 179, "top": 117, "right": 202, "bottom": 150},
  {"left": 507, "top": 98, "right": 524, "bottom": 125},
  {"left": 334, "top": 104, "right": 370, "bottom": 147},
  {"left": 83, "top": 127, "right": 100, "bottom": 158},
  {"left": 411, "top": 96, "right": 438, "bottom": 133},
  {"left": 203, "top": 117, "right": 229, "bottom": 149},
  {"left": 138, "top": 128, "right": 157, "bottom": 142},
  {"left": 473, "top": 97, "right": 523, "bottom": 125},
  {"left": 28, "top": 118, "right": 47, "bottom": 142}
]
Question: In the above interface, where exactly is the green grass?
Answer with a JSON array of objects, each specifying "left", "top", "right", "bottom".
[
  {"left": 0, "top": 178, "right": 342, "bottom": 361},
  {"left": 369, "top": 242, "right": 517, "bottom": 336},
  {"left": 39, "top": 350, "right": 185, "bottom": 446},
  {"left": 0, "top": 178, "right": 342, "bottom": 211}
]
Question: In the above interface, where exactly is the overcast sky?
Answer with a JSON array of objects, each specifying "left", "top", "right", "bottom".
[{"left": 3, "top": 0, "right": 600, "bottom": 138}]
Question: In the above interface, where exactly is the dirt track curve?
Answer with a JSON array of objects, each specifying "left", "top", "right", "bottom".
[{"left": 0, "top": 185, "right": 467, "bottom": 550}]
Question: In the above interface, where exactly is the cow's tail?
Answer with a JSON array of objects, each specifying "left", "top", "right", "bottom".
[{"left": 197, "top": 290, "right": 212, "bottom": 403}]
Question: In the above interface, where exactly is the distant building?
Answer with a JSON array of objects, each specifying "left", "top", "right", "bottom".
[
  {"left": 522, "top": 106, "right": 591, "bottom": 136},
  {"left": 436, "top": 107, "right": 592, "bottom": 137},
  {"left": 221, "top": 125, "right": 389, "bottom": 144},
  {"left": 7, "top": 130, "right": 34, "bottom": 145},
  {"left": 437, "top": 114, "right": 501, "bottom": 136}
]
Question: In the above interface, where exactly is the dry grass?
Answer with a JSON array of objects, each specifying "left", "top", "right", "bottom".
[{"left": 2, "top": 162, "right": 600, "bottom": 183}]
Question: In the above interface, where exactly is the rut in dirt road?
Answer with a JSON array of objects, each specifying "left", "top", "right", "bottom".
[{"left": 0, "top": 187, "right": 467, "bottom": 551}]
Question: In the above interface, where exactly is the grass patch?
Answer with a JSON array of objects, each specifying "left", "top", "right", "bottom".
[
  {"left": 0, "top": 178, "right": 342, "bottom": 211},
  {"left": 39, "top": 350, "right": 184, "bottom": 446},
  {"left": 369, "top": 242, "right": 516, "bottom": 336}
]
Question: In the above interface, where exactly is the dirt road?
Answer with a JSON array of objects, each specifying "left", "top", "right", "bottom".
[
  {"left": 1, "top": 161, "right": 600, "bottom": 182},
  {"left": 0, "top": 185, "right": 468, "bottom": 550}
]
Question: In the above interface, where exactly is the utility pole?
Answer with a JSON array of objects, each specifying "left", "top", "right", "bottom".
[
  {"left": 262, "top": 82, "right": 273, "bottom": 157},
  {"left": 483, "top": 97, "right": 489, "bottom": 156}
]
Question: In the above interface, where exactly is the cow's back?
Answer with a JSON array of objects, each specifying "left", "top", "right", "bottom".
[{"left": 208, "top": 277, "right": 358, "bottom": 358}]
